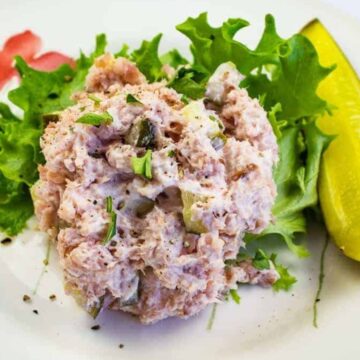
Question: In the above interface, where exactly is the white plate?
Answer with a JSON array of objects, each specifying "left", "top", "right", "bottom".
[{"left": 1, "top": 1, "right": 360, "bottom": 359}]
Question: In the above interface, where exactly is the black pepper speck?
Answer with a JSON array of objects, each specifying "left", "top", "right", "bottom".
[
  {"left": 1, "top": 238, "right": 12, "bottom": 245},
  {"left": 22, "top": 294, "right": 31, "bottom": 303}
]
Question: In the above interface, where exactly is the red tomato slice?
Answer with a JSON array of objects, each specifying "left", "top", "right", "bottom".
[
  {"left": 0, "top": 51, "right": 14, "bottom": 89},
  {"left": 0, "top": 30, "right": 75, "bottom": 90},
  {"left": 0, "top": 30, "right": 42, "bottom": 89},
  {"left": 29, "top": 51, "right": 76, "bottom": 71},
  {"left": 3, "top": 30, "right": 42, "bottom": 62}
]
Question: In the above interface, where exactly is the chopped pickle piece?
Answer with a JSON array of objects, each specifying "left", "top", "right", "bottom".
[
  {"left": 120, "top": 287, "right": 139, "bottom": 307},
  {"left": 64, "top": 282, "right": 103, "bottom": 319},
  {"left": 181, "top": 190, "right": 208, "bottom": 234},
  {"left": 126, "top": 119, "right": 156, "bottom": 149},
  {"left": 135, "top": 197, "right": 155, "bottom": 218},
  {"left": 181, "top": 100, "right": 221, "bottom": 138}
]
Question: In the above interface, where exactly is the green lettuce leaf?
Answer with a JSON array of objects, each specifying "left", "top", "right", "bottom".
[
  {"left": 229, "top": 250, "right": 297, "bottom": 292},
  {"left": 0, "top": 176, "right": 33, "bottom": 236},
  {"left": 160, "top": 49, "right": 189, "bottom": 68},
  {"left": 243, "top": 34, "right": 335, "bottom": 120},
  {"left": 0, "top": 36, "right": 107, "bottom": 235},
  {"left": 167, "top": 67, "right": 207, "bottom": 99},
  {"left": 271, "top": 254, "right": 297, "bottom": 291},
  {"left": 115, "top": 43, "right": 130, "bottom": 59},
  {"left": 176, "top": 13, "right": 286, "bottom": 76},
  {"left": 0, "top": 106, "right": 41, "bottom": 185},
  {"left": 246, "top": 121, "right": 332, "bottom": 257},
  {"left": 78, "top": 34, "right": 107, "bottom": 65},
  {"left": 252, "top": 249, "right": 271, "bottom": 270},
  {"left": 131, "top": 34, "right": 164, "bottom": 82}
]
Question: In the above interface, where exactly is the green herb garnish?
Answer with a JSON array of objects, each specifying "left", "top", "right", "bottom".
[
  {"left": 207, "top": 303, "right": 217, "bottom": 331},
  {"left": 105, "top": 214, "right": 117, "bottom": 238},
  {"left": 167, "top": 150, "right": 176, "bottom": 158},
  {"left": 88, "top": 94, "right": 102, "bottom": 105},
  {"left": 102, "top": 196, "right": 117, "bottom": 245},
  {"left": 126, "top": 94, "right": 143, "bottom": 105},
  {"left": 76, "top": 112, "right": 113, "bottom": 126},
  {"left": 229, "top": 289, "right": 241, "bottom": 304},
  {"left": 106, "top": 196, "right": 113, "bottom": 213},
  {"left": 312, "top": 234, "right": 329, "bottom": 327},
  {"left": 131, "top": 150, "right": 152, "bottom": 180}
]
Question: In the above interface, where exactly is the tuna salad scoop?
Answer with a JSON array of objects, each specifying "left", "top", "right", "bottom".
[{"left": 33, "top": 54, "right": 279, "bottom": 324}]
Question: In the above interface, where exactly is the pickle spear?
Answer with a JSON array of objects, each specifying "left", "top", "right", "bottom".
[{"left": 301, "top": 20, "right": 360, "bottom": 260}]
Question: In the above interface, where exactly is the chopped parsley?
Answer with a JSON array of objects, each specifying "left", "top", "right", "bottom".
[
  {"left": 131, "top": 150, "right": 152, "bottom": 180},
  {"left": 76, "top": 112, "right": 113, "bottom": 126},
  {"left": 126, "top": 94, "right": 143, "bottom": 105}
]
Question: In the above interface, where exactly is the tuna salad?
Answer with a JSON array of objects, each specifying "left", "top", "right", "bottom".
[
  {"left": 0, "top": 13, "right": 332, "bottom": 326},
  {"left": 32, "top": 56, "right": 279, "bottom": 323}
]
